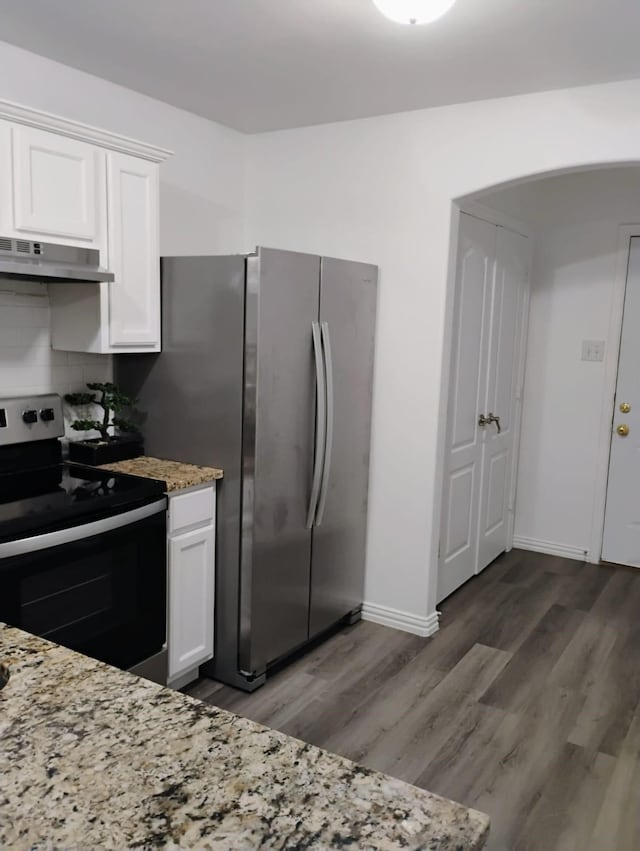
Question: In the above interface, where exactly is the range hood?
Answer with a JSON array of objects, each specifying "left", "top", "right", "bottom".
[{"left": 0, "top": 237, "right": 114, "bottom": 283}]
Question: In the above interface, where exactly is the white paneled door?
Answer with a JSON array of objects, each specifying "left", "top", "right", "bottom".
[
  {"left": 602, "top": 238, "right": 640, "bottom": 566},
  {"left": 168, "top": 524, "right": 215, "bottom": 680},
  {"left": 477, "top": 226, "right": 529, "bottom": 571},
  {"left": 439, "top": 214, "right": 495, "bottom": 601},
  {"left": 107, "top": 151, "right": 160, "bottom": 348},
  {"left": 438, "top": 212, "right": 529, "bottom": 603}
]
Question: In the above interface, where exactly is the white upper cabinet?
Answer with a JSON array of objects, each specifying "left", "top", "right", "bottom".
[
  {"left": 0, "top": 99, "right": 171, "bottom": 353},
  {"left": 0, "top": 121, "right": 11, "bottom": 236},
  {"left": 11, "top": 125, "right": 105, "bottom": 247},
  {"left": 107, "top": 152, "right": 160, "bottom": 348}
]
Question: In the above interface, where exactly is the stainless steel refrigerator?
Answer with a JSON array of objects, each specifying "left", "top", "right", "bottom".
[{"left": 117, "top": 247, "right": 377, "bottom": 691}]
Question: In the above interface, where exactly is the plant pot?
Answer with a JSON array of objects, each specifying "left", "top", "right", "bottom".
[{"left": 68, "top": 435, "right": 144, "bottom": 466}]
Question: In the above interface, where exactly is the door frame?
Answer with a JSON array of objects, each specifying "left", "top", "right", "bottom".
[
  {"left": 437, "top": 199, "right": 533, "bottom": 601},
  {"left": 589, "top": 224, "right": 640, "bottom": 562}
]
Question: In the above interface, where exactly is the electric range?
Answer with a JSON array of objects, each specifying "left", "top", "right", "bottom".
[{"left": 0, "top": 393, "right": 168, "bottom": 683}]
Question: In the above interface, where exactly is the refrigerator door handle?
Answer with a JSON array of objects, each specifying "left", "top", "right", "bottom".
[
  {"left": 315, "top": 321, "right": 334, "bottom": 526},
  {"left": 306, "top": 321, "right": 327, "bottom": 529}
]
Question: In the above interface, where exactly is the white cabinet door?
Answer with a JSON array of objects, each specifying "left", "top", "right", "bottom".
[
  {"left": 11, "top": 124, "right": 104, "bottom": 244},
  {"left": 0, "top": 121, "right": 13, "bottom": 235},
  {"left": 439, "top": 214, "right": 496, "bottom": 602},
  {"left": 168, "top": 524, "right": 215, "bottom": 680},
  {"left": 107, "top": 152, "right": 160, "bottom": 348},
  {"left": 476, "top": 226, "right": 528, "bottom": 572}
]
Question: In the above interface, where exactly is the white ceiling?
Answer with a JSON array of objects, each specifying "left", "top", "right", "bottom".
[{"left": 1, "top": 0, "right": 639, "bottom": 133}]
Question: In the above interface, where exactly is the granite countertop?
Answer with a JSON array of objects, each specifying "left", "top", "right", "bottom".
[
  {"left": 99, "top": 455, "right": 223, "bottom": 492},
  {"left": 0, "top": 625, "right": 489, "bottom": 850}
]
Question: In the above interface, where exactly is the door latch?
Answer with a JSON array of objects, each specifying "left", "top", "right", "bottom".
[{"left": 478, "top": 413, "right": 502, "bottom": 434}]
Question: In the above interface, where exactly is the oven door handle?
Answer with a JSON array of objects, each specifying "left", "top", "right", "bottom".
[{"left": 0, "top": 498, "right": 167, "bottom": 559}]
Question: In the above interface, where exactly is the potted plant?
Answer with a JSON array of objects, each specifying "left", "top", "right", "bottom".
[{"left": 64, "top": 382, "right": 144, "bottom": 466}]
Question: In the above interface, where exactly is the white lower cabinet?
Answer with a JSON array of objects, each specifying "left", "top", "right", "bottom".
[{"left": 167, "top": 486, "right": 216, "bottom": 687}]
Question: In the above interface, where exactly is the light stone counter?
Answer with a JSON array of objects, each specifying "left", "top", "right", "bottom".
[
  {"left": 0, "top": 624, "right": 489, "bottom": 850},
  {"left": 99, "top": 455, "right": 223, "bottom": 491}
]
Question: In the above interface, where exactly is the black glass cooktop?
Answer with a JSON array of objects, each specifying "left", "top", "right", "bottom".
[{"left": 0, "top": 463, "right": 166, "bottom": 542}]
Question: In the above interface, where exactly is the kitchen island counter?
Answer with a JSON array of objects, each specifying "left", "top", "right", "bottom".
[
  {"left": 99, "top": 455, "right": 223, "bottom": 491},
  {"left": 0, "top": 624, "right": 489, "bottom": 850}
]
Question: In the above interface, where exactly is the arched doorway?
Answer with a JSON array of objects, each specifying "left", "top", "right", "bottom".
[{"left": 436, "top": 164, "right": 640, "bottom": 603}]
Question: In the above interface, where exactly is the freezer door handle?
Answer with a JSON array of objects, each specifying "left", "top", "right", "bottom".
[
  {"left": 315, "top": 321, "right": 334, "bottom": 526},
  {"left": 306, "top": 321, "right": 327, "bottom": 529}
]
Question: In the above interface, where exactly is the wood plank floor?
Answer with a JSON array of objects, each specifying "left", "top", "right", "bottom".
[{"left": 185, "top": 549, "right": 640, "bottom": 850}]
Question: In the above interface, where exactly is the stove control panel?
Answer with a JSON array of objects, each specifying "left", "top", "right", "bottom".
[{"left": 0, "top": 394, "right": 64, "bottom": 446}]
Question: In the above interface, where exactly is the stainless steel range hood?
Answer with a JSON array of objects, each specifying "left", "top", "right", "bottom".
[{"left": 0, "top": 237, "right": 114, "bottom": 283}]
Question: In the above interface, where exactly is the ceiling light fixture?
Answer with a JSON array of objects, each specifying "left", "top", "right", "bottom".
[{"left": 372, "top": 0, "right": 457, "bottom": 25}]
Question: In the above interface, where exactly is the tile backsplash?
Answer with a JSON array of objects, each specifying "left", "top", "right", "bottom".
[{"left": 0, "top": 281, "right": 112, "bottom": 439}]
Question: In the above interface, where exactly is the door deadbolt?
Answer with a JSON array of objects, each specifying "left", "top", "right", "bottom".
[
  {"left": 617, "top": 424, "right": 630, "bottom": 437},
  {"left": 620, "top": 402, "right": 631, "bottom": 414}
]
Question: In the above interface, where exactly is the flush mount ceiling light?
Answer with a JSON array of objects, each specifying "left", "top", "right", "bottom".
[{"left": 372, "top": 0, "right": 457, "bottom": 25}]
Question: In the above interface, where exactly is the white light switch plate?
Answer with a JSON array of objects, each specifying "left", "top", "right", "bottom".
[{"left": 582, "top": 340, "right": 606, "bottom": 362}]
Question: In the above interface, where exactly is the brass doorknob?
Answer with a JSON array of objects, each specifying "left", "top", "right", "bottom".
[
  {"left": 620, "top": 402, "right": 631, "bottom": 414},
  {"left": 617, "top": 424, "right": 630, "bottom": 437}
]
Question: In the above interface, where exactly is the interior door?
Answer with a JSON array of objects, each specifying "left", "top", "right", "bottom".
[
  {"left": 438, "top": 213, "right": 496, "bottom": 601},
  {"left": 476, "top": 226, "right": 528, "bottom": 571},
  {"left": 602, "top": 237, "right": 640, "bottom": 565},
  {"left": 310, "top": 257, "right": 378, "bottom": 638},
  {"left": 240, "top": 248, "right": 320, "bottom": 674}
]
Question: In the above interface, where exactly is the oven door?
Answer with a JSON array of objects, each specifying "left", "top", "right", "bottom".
[{"left": 0, "top": 498, "right": 167, "bottom": 671}]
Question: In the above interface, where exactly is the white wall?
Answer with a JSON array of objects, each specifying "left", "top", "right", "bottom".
[
  {"left": 481, "top": 169, "right": 640, "bottom": 559},
  {"left": 247, "top": 79, "right": 640, "bottom": 627},
  {"left": 0, "top": 281, "right": 112, "bottom": 436},
  {"left": 0, "top": 41, "right": 246, "bottom": 435},
  {"left": 0, "top": 41, "right": 246, "bottom": 256}
]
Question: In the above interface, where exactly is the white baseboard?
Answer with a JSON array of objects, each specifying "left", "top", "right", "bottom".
[
  {"left": 512, "top": 535, "right": 588, "bottom": 562},
  {"left": 361, "top": 602, "right": 440, "bottom": 638}
]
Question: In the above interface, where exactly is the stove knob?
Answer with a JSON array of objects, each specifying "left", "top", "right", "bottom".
[
  {"left": 22, "top": 409, "right": 38, "bottom": 424},
  {"left": 40, "top": 408, "right": 55, "bottom": 422}
]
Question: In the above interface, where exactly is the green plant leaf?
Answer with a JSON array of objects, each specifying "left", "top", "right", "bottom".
[
  {"left": 113, "top": 417, "right": 140, "bottom": 435},
  {"left": 64, "top": 392, "right": 96, "bottom": 406},
  {"left": 70, "top": 419, "right": 102, "bottom": 432},
  {"left": 66, "top": 381, "right": 142, "bottom": 441}
]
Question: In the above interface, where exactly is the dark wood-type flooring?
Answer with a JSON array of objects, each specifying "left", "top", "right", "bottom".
[{"left": 186, "top": 549, "right": 640, "bottom": 850}]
